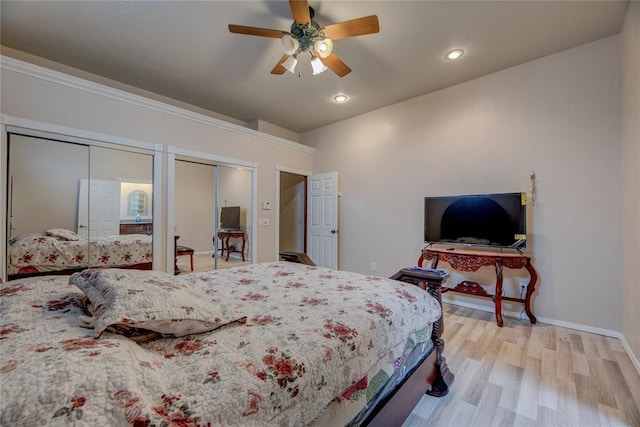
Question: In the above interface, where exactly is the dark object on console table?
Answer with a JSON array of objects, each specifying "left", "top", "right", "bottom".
[
  {"left": 357, "top": 268, "right": 455, "bottom": 426},
  {"left": 419, "top": 246, "right": 538, "bottom": 327}
]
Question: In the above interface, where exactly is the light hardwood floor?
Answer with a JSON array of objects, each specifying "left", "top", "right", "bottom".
[
  {"left": 405, "top": 304, "right": 640, "bottom": 427},
  {"left": 176, "top": 251, "right": 250, "bottom": 273},
  {"left": 177, "top": 254, "right": 640, "bottom": 426}
]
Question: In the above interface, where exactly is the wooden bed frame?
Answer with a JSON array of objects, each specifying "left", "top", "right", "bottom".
[
  {"left": 360, "top": 268, "right": 455, "bottom": 426},
  {"left": 7, "top": 262, "right": 153, "bottom": 281}
]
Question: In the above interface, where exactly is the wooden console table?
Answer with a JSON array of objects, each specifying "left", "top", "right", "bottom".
[
  {"left": 216, "top": 229, "right": 246, "bottom": 262},
  {"left": 418, "top": 247, "right": 538, "bottom": 327}
]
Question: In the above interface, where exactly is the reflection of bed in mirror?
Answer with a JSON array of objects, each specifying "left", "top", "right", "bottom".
[
  {"left": 7, "top": 229, "right": 152, "bottom": 280},
  {"left": 6, "top": 132, "right": 156, "bottom": 282}
]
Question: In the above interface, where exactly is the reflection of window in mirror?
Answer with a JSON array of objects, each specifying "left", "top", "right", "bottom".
[{"left": 128, "top": 190, "right": 148, "bottom": 216}]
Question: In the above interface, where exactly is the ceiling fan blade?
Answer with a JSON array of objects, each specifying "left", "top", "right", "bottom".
[
  {"left": 322, "top": 15, "right": 380, "bottom": 40},
  {"left": 289, "top": 0, "right": 310, "bottom": 25},
  {"left": 228, "top": 24, "right": 286, "bottom": 38},
  {"left": 320, "top": 53, "right": 352, "bottom": 78},
  {"left": 271, "top": 54, "right": 290, "bottom": 75}
]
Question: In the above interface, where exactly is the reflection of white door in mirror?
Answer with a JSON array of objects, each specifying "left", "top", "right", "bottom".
[{"left": 77, "top": 179, "right": 120, "bottom": 237}]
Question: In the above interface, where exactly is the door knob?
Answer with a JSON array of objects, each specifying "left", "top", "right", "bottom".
[{"left": 331, "top": 229, "right": 337, "bottom": 234}]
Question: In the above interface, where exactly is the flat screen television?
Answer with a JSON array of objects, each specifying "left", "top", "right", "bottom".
[
  {"left": 424, "top": 192, "right": 527, "bottom": 248},
  {"left": 220, "top": 206, "right": 241, "bottom": 230}
]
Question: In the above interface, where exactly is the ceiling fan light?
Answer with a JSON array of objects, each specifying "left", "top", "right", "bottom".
[
  {"left": 314, "top": 38, "right": 333, "bottom": 58},
  {"left": 281, "top": 34, "right": 300, "bottom": 55},
  {"left": 311, "top": 56, "right": 327, "bottom": 75},
  {"left": 282, "top": 55, "right": 298, "bottom": 73}
]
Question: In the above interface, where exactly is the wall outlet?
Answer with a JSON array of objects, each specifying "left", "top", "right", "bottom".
[
  {"left": 370, "top": 262, "right": 376, "bottom": 271},
  {"left": 259, "top": 218, "right": 270, "bottom": 226},
  {"left": 262, "top": 201, "right": 271, "bottom": 210}
]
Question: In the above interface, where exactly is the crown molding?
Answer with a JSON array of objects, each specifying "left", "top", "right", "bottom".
[{"left": 0, "top": 55, "right": 314, "bottom": 154}]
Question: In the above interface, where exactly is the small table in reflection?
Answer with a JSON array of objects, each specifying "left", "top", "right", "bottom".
[{"left": 215, "top": 229, "right": 245, "bottom": 262}]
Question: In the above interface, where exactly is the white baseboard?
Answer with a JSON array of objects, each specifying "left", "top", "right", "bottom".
[
  {"left": 443, "top": 295, "right": 640, "bottom": 377},
  {"left": 619, "top": 334, "right": 640, "bottom": 376}
]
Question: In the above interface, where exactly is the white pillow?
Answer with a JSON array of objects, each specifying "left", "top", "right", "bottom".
[
  {"left": 70, "top": 269, "right": 240, "bottom": 338},
  {"left": 44, "top": 228, "right": 81, "bottom": 241}
]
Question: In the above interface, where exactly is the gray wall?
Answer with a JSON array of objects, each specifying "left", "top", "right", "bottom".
[{"left": 303, "top": 36, "right": 623, "bottom": 332}]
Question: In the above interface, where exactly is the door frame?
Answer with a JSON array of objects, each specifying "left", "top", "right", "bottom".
[{"left": 275, "top": 165, "right": 312, "bottom": 260}]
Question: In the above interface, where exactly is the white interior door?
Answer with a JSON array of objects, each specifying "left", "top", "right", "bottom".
[
  {"left": 78, "top": 179, "right": 120, "bottom": 237},
  {"left": 307, "top": 172, "right": 338, "bottom": 269}
]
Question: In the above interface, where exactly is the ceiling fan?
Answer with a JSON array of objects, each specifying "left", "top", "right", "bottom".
[{"left": 228, "top": 0, "right": 379, "bottom": 77}]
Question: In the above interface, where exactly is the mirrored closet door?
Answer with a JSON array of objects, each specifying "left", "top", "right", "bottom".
[
  {"left": 215, "top": 165, "right": 252, "bottom": 270},
  {"left": 173, "top": 158, "right": 252, "bottom": 274},
  {"left": 6, "top": 132, "right": 154, "bottom": 280}
]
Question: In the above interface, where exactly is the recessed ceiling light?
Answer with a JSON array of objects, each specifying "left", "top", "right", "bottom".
[
  {"left": 333, "top": 94, "right": 348, "bottom": 103},
  {"left": 445, "top": 49, "right": 464, "bottom": 60}
]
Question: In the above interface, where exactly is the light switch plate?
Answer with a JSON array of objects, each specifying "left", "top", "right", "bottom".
[{"left": 262, "top": 201, "right": 271, "bottom": 210}]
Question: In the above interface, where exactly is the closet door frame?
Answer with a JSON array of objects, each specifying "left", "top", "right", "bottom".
[
  {"left": 0, "top": 115, "right": 163, "bottom": 282},
  {"left": 166, "top": 146, "right": 258, "bottom": 273}
]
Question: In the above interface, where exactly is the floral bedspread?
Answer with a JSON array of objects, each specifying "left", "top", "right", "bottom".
[
  {"left": 0, "top": 262, "right": 441, "bottom": 426},
  {"left": 7, "top": 233, "right": 152, "bottom": 275}
]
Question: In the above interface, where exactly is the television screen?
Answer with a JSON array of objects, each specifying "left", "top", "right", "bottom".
[
  {"left": 424, "top": 192, "right": 526, "bottom": 248},
  {"left": 220, "top": 206, "right": 241, "bottom": 230}
]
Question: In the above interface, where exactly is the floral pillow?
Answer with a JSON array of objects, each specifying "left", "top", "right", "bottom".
[
  {"left": 70, "top": 268, "right": 235, "bottom": 338},
  {"left": 44, "top": 228, "right": 81, "bottom": 241}
]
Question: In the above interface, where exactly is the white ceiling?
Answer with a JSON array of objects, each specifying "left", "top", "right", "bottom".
[{"left": 0, "top": 1, "right": 630, "bottom": 134}]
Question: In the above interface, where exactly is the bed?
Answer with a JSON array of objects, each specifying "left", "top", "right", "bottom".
[
  {"left": 7, "top": 228, "right": 152, "bottom": 280},
  {"left": 0, "top": 262, "right": 453, "bottom": 426}
]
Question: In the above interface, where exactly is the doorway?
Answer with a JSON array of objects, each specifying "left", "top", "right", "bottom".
[
  {"left": 278, "top": 171, "right": 307, "bottom": 254},
  {"left": 276, "top": 168, "right": 339, "bottom": 269}
]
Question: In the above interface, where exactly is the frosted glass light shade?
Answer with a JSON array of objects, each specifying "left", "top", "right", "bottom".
[
  {"left": 282, "top": 55, "right": 298, "bottom": 73},
  {"left": 281, "top": 34, "right": 299, "bottom": 55},
  {"left": 311, "top": 56, "right": 327, "bottom": 75},
  {"left": 314, "top": 38, "right": 333, "bottom": 58}
]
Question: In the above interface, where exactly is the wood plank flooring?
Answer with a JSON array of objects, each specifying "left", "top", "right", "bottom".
[
  {"left": 178, "top": 254, "right": 640, "bottom": 426},
  {"left": 404, "top": 304, "right": 640, "bottom": 427},
  {"left": 176, "top": 251, "right": 250, "bottom": 273}
]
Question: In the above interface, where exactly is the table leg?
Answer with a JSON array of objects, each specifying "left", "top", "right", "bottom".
[
  {"left": 240, "top": 235, "right": 246, "bottom": 262},
  {"left": 524, "top": 261, "right": 538, "bottom": 324},
  {"left": 430, "top": 254, "right": 440, "bottom": 269},
  {"left": 225, "top": 236, "right": 231, "bottom": 262},
  {"left": 494, "top": 261, "right": 504, "bottom": 327}
]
